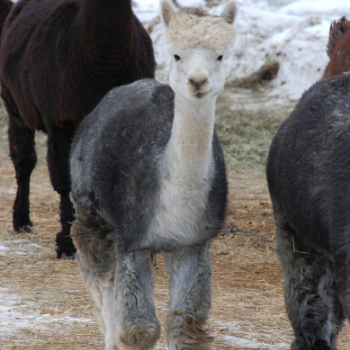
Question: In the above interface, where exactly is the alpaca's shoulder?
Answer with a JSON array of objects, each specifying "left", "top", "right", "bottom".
[
  {"left": 75, "top": 79, "right": 174, "bottom": 144},
  {"left": 272, "top": 74, "right": 350, "bottom": 154},
  {"left": 110, "top": 78, "right": 173, "bottom": 107},
  {"left": 298, "top": 74, "right": 350, "bottom": 110},
  {"left": 97, "top": 78, "right": 174, "bottom": 119},
  {"left": 281, "top": 74, "right": 350, "bottom": 131}
]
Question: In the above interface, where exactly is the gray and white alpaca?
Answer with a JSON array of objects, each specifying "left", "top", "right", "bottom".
[
  {"left": 266, "top": 74, "right": 350, "bottom": 350},
  {"left": 69, "top": 0, "right": 236, "bottom": 349}
]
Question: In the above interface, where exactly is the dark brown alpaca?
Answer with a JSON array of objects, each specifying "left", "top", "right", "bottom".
[
  {"left": 324, "top": 16, "right": 350, "bottom": 78},
  {"left": 0, "top": 0, "right": 156, "bottom": 258}
]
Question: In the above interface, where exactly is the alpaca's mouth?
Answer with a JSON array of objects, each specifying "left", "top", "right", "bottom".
[{"left": 195, "top": 90, "right": 209, "bottom": 98}]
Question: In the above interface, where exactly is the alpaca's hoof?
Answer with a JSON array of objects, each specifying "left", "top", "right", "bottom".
[
  {"left": 119, "top": 323, "right": 160, "bottom": 350},
  {"left": 56, "top": 230, "right": 77, "bottom": 259},
  {"left": 167, "top": 314, "right": 214, "bottom": 350},
  {"left": 61, "top": 251, "right": 77, "bottom": 260},
  {"left": 16, "top": 225, "right": 34, "bottom": 233}
]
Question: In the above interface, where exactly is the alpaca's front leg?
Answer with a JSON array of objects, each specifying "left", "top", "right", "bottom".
[
  {"left": 115, "top": 250, "right": 160, "bottom": 349},
  {"left": 164, "top": 242, "right": 214, "bottom": 350}
]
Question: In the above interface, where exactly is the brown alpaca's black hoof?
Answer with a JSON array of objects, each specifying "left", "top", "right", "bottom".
[
  {"left": 16, "top": 225, "right": 34, "bottom": 233},
  {"left": 14, "top": 217, "right": 33, "bottom": 233},
  {"left": 56, "top": 245, "right": 77, "bottom": 259},
  {"left": 61, "top": 251, "right": 77, "bottom": 260},
  {"left": 55, "top": 229, "right": 76, "bottom": 259}
]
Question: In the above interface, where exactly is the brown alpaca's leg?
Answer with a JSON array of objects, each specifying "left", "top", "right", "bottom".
[
  {"left": 7, "top": 104, "right": 36, "bottom": 233},
  {"left": 163, "top": 242, "right": 214, "bottom": 350},
  {"left": 46, "top": 126, "right": 76, "bottom": 258}
]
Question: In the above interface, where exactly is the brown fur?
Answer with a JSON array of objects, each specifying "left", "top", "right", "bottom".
[
  {"left": 325, "top": 17, "right": 350, "bottom": 78},
  {"left": 118, "top": 324, "right": 161, "bottom": 350},
  {"left": 70, "top": 203, "right": 115, "bottom": 272},
  {"left": 0, "top": 0, "right": 11, "bottom": 38},
  {"left": 167, "top": 311, "right": 214, "bottom": 350},
  {"left": 0, "top": 0, "right": 156, "bottom": 258}
]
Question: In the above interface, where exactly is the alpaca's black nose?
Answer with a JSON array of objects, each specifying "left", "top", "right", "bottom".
[{"left": 188, "top": 78, "right": 209, "bottom": 91}]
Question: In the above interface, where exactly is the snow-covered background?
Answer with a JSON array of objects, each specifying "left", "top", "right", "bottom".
[{"left": 133, "top": 0, "right": 350, "bottom": 101}]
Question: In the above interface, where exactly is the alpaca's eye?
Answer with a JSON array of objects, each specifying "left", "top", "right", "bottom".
[
  {"left": 217, "top": 55, "right": 223, "bottom": 61},
  {"left": 174, "top": 54, "right": 181, "bottom": 61}
]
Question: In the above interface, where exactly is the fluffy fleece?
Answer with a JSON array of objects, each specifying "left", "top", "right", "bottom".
[{"left": 167, "top": 11, "right": 235, "bottom": 53}]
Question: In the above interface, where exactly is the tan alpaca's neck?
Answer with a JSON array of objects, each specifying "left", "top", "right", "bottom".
[
  {"left": 150, "top": 94, "right": 217, "bottom": 245},
  {"left": 165, "top": 95, "right": 216, "bottom": 182}
]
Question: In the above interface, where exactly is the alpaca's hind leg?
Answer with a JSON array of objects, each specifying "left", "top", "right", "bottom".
[
  {"left": 47, "top": 126, "right": 76, "bottom": 258},
  {"left": 7, "top": 104, "right": 36, "bottom": 233},
  {"left": 115, "top": 250, "right": 160, "bottom": 350},
  {"left": 276, "top": 219, "right": 340, "bottom": 350},
  {"left": 71, "top": 206, "right": 119, "bottom": 349},
  {"left": 78, "top": 260, "right": 119, "bottom": 350},
  {"left": 163, "top": 242, "right": 214, "bottom": 350}
]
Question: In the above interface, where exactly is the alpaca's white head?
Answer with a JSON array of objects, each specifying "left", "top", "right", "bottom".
[{"left": 160, "top": 0, "right": 236, "bottom": 102}]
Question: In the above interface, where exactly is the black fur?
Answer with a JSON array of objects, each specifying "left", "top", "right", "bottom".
[{"left": 266, "top": 74, "right": 350, "bottom": 349}]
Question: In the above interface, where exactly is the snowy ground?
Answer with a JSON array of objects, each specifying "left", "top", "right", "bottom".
[{"left": 134, "top": 0, "right": 350, "bottom": 101}]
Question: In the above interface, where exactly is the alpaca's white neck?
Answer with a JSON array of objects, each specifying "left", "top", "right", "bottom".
[
  {"left": 151, "top": 93, "right": 217, "bottom": 245},
  {"left": 165, "top": 94, "right": 216, "bottom": 182}
]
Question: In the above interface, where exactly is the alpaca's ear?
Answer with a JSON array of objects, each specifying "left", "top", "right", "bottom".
[
  {"left": 160, "top": 0, "right": 177, "bottom": 27},
  {"left": 220, "top": 1, "right": 236, "bottom": 25}
]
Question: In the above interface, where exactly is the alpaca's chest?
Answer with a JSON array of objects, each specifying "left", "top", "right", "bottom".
[{"left": 145, "top": 155, "right": 216, "bottom": 248}]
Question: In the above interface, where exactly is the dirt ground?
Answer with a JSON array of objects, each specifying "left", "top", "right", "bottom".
[{"left": 1, "top": 134, "right": 350, "bottom": 349}]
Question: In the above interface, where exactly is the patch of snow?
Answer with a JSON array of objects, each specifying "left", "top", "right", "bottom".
[
  {"left": 219, "top": 335, "right": 288, "bottom": 349},
  {"left": 0, "top": 239, "right": 43, "bottom": 256},
  {"left": 143, "top": 0, "right": 350, "bottom": 101},
  {"left": 216, "top": 320, "right": 288, "bottom": 349},
  {"left": 62, "top": 316, "right": 94, "bottom": 324},
  {"left": 0, "top": 291, "right": 95, "bottom": 341},
  {"left": 29, "top": 243, "right": 42, "bottom": 248},
  {"left": 216, "top": 320, "right": 242, "bottom": 331},
  {"left": 279, "top": 0, "right": 350, "bottom": 17},
  {"left": 14, "top": 251, "right": 28, "bottom": 256},
  {"left": 9, "top": 239, "right": 29, "bottom": 244},
  {"left": 133, "top": 0, "right": 207, "bottom": 22},
  {"left": 2, "top": 188, "right": 16, "bottom": 194}
]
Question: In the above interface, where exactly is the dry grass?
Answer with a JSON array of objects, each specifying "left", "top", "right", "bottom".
[
  {"left": 1, "top": 94, "right": 350, "bottom": 350},
  {"left": 215, "top": 89, "right": 293, "bottom": 171}
]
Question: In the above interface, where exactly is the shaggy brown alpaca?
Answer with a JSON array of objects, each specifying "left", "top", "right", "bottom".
[
  {"left": 0, "top": 0, "right": 156, "bottom": 258},
  {"left": 324, "top": 16, "right": 350, "bottom": 78}
]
